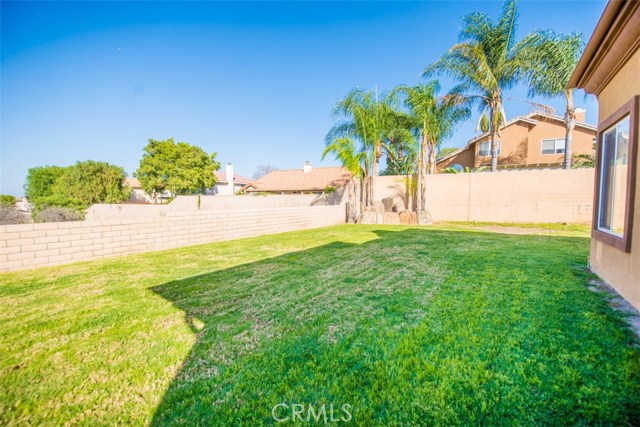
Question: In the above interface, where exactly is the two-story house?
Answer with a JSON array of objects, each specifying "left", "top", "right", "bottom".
[{"left": 436, "top": 111, "right": 597, "bottom": 171}]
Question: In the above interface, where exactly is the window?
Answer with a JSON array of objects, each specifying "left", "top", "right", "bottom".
[
  {"left": 478, "top": 141, "right": 501, "bottom": 157},
  {"left": 592, "top": 95, "right": 638, "bottom": 252},
  {"left": 541, "top": 138, "right": 565, "bottom": 155}
]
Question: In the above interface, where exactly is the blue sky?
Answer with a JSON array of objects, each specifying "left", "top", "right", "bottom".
[{"left": 1, "top": 1, "right": 606, "bottom": 196}]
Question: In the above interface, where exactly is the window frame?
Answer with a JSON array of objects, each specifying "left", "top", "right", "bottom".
[
  {"left": 541, "top": 138, "right": 566, "bottom": 155},
  {"left": 591, "top": 95, "right": 639, "bottom": 253},
  {"left": 478, "top": 141, "right": 501, "bottom": 157}
]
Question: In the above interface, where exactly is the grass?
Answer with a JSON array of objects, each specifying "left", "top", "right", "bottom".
[{"left": 1, "top": 223, "right": 639, "bottom": 426}]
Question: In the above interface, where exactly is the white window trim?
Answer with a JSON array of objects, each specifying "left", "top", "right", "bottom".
[
  {"left": 478, "top": 141, "right": 501, "bottom": 157},
  {"left": 597, "top": 120, "right": 625, "bottom": 237},
  {"left": 541, "top": 138, "right": 565, "bottom": 155}
]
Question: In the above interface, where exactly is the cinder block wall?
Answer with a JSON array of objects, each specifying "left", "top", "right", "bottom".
[{"left": 0, "top": 206, "right": 346, "bottom": 272}]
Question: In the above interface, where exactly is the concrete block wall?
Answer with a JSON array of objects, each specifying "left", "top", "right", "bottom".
[{"left": 0, "top": 205, "right": 345, "bottom": 272}]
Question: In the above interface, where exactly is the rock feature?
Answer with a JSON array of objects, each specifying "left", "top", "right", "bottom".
[
  {"left": 417, "top": 211, "right": 432, "bottom": 225},
  {"left": 381, "top": 197, "right": 395, "bottom": 212},
  {"left": 383, "top": 212, "right": 400, "bottom": 224}
]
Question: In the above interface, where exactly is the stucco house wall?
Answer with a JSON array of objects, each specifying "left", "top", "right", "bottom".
[{"left": 569, "top": 0, "right": 640, "bottom": 310}]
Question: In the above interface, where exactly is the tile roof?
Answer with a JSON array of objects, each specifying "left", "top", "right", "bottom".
[
  {"left": 245, "top": 166, "right": 351, "bottom": 192},
  {"left": 124, "top": 177, "right": 141, "bottom": 188},
  {"left": 214, "top": 171, "right": 252, "bottom": 185}
]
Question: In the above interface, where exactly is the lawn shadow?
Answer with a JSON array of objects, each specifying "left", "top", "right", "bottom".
[{"left": 147, "top": 227, "right": 638, "bottom": 426}]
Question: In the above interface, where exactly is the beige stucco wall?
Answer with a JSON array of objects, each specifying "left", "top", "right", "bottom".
[
  {"left": 374, "top": 168, "right": 594, "bottom": 223},
  {"left": 589, "top": 47, "right": 640, "bottom": 310},
  {"left": 0, "top": 205, "right": 346, "bottom": 272}
]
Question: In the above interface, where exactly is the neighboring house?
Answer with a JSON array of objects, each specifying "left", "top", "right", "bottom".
[
  {"left": 242, "top": 162, "right": 351, "bottom": 194},
  {"left": 436, "top": 111, "right": 597, "bottom": 171},
  {"left": 569, "top": 0, "right": 640, "bottom": 310},
  {"left": 206, "top": 163, "right": 251, "bottom": 195},
  {"left": 124, "top": 178, "right": 154, "bottom": 203}
]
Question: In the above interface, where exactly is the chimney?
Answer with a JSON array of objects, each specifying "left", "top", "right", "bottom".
[
  {"left": 575, "top": 108, "right": 586, "bottom": 123},
  {"left": 303, "top": 161, "right": 312, "bottom": 173},
  {"left": 226, "top": 163, "right": 234, "bottom": 194}
]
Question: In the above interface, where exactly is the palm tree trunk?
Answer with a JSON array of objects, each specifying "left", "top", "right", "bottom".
[
  {"left": 370, "top": 141, "right": 381, "bottom": 205},
  {"left": 563, "top": 90, "right": 575, "bottom": 170},
  {"left": 428, "top": 144, "right": 437, "bottom": 174},
  {"left": 490, "top": 102, "right": 499, "bottom": 172},
  {"left": 417, "top": 133, "right": 428, "bottom": 212}
]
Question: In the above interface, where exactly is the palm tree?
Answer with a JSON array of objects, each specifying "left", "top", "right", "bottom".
[
  {"left": 391, "top": 81, "right": 470, "bottom": 212},
  {"left": 326, "top": 88, "right": 393, "bottom": 206},
  {"left": 424, "top": 0, "right": 528, "bottom": 172},
  {"left": 519, "top": 31, "right": 584, "bottom": 169},
  {"left": 322, "top": 138, "right": 366, "bottom": 222}
]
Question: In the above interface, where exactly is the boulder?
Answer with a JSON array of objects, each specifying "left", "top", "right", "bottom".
[
  {"left": 391, "top": 196, "right": 406, "bottom": 212},
  {"left": 399, "top": 211, "right": 411, "bottom": 225},
  {"left": 376, "top": 212, "right": 384, "bottom": 224},
  {"left": 383, "top": 212, "right": 400, "bottom": 225},
  {"left": 381, "top": 197, "right": 395, "bottom": 212},
  {"left": 409, "top": 212, "right": 418, "bottom": 225},
  {"left": 372, "top": 201, "right": 385, "bottom": 215},
  {"left": 358, "top": 210, "right": 378, "bottom": 224},
  {"left": 417, "top": 211, "right": 433, "bottom": 225}
]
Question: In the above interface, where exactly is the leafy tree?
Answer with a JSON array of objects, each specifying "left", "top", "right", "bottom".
[
  {"left": 520, "top": 31, "right": 584, "bottom": 169},
  {"left": 424, "top": 0, "right": 531, "bottom": 172},
  {"left": 24, "top": 166, "right": 66, "bottom": 202},
  {"left": 135, "top": 138, "right": 220, "bottom": 201},
  {"left": 24, "top": 162, "right": 131, "bottom": 213},
  {"left": 253, "top": 165, "right": 278, "bottom": 180},
  {"left": 390, "top": 81, "right": 469, "bottom": 212},
  {"left": 51, "top": 161, "right": 131, "bottom": 208}
]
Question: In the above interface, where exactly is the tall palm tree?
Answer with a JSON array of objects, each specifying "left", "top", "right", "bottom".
[
  {"left": 391, "top": 81, "right": 470, "bottom": 212},
  {"left": 519, "top": 31, "right": 584, "bottom": 169},
  {"left": 424, "top": 0, "right": 528, "bottom": 172},
  {"left": 322, "top": 138, "right": 366, "bottom": 222},
  {"left": 326, "top": 88, "right": 393, "bottom": 206}
]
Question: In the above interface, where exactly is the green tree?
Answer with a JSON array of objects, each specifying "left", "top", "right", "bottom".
[
  {"left": 424, "top": 0, "right": 530, "bottom": 172},
  {"left": 24, "top": 162, "right": 131, "bottom": 213},
  {"left": 52, "top": 161, "right": 131, "bottom": 208},
  {"left": 520, "top": 31, "right": 584, "bottom": 169},
  {"left": 391, "top": 81, "right": 469, "bottom": 212},
  {"left": 135, "top": 138, "right": 220, "bottom": 201},
  {"left": 327, "top": 89, "right": 397, "bottom": 206},
  {"left": 24, "top": 166, "right": 66, "bottom": 202}
]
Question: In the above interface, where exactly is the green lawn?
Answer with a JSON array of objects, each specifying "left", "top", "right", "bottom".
[{"left": 1, "top": 224, "right": 639, "bottom": 426}]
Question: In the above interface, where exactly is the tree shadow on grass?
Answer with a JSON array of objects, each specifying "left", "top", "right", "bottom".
[{"left": 149, "top": 228, "right": 640, "bottom": 426}]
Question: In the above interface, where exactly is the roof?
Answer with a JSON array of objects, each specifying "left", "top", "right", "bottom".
[
  {"left": 244, "top": 166, "right": 351, "bottom": 192},
  {"left": 436, "top": 112, "right": 597, "bottom": 164},
  {"left": 124, "top": 177, "right": 141, "bottom": 188},
  {"left": 568, "top": 0, "right": 640, "bottom": 94},
  {"left": 214, "top": 170, "right": 251, "bottom": 185}
]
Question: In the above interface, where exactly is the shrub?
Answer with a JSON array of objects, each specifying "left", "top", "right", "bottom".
[
  {"left": 0, "top": 206, "right": 30, "bottom": 225},
  {"left": 34, "top": 207, "right": 84, "bottom": 223},
  {"left": 0, "top": 194, "right": 16, "bottom": 207},
  {"left": 324, "top": 186, "right": 337, "bottom": 194}
]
